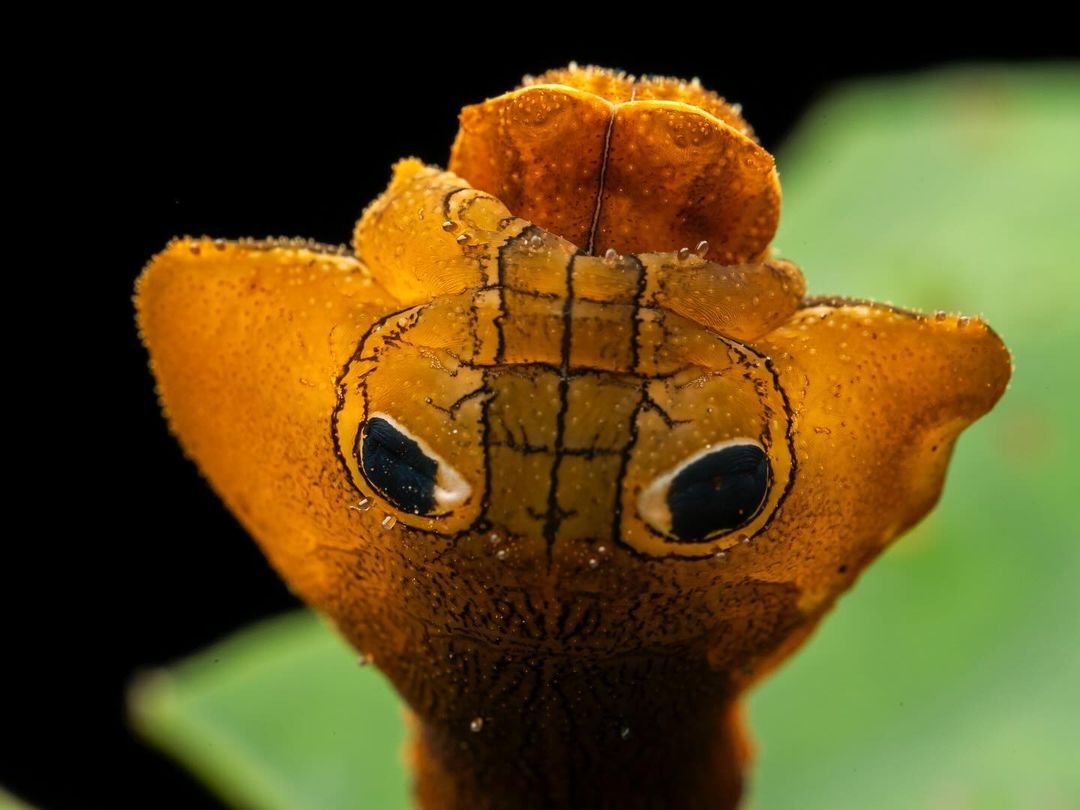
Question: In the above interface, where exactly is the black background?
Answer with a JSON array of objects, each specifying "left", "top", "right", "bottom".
[{"left": 7, "top": 26, "right": 1074, "bottom": 809}]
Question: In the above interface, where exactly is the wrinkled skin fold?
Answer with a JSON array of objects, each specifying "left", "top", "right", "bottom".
[{"left": 137, "top": 65, "right": 1011, "bottom": 810}]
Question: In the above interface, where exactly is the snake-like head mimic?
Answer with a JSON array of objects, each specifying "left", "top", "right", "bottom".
[{"left": 137, "top": 66, "right": 1010, "bottom": 810}]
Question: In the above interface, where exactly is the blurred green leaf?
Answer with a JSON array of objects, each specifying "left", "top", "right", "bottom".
[
  {"left": 751, "top": 63, "right": 1080, "bottom": 810},
  {"left": 130, "top": 612, "right": 407, "bottom": 809},
  {"left": 0, "top": 788, "right": 37, "bottom": 810},
  {"left": 131, "top": 65, "right": 1080, "bottom": 809}
]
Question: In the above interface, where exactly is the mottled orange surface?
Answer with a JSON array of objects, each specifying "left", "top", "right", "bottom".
[
  {"left": 450, "top": 66, "right": 778, "bottom": 262},
  {"left": 137, "top": 65, "right": 1011, "bottom": 810}
]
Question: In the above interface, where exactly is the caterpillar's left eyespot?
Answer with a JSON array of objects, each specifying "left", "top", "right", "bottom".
[
  {"left": 332, "top": 301, "right": 494, "bottom": 536},
  {"left": 357, "top": 412, "right": 472, "bottom": 516},
  {"left": 637, "top": 440, "right": 770, "bottom": 542}
]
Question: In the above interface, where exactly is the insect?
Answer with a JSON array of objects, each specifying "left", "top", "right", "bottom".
[{"left": 137, "top": 65, "right": 1011, "bottom": 809}]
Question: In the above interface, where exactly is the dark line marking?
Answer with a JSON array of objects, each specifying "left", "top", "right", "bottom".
[
  {"left": 542, "top": 250, "right": 580, "bottom": 558},
  {"left": 467, "top": 288, "right": 481, "bottom": 360},
  {"left": 609, "top": 253, "right": 648, "bottom": 546},
  {"left": 494, "top": 229, "right": 534, "bottom": 363},
  {"left": 518, "top": 589, "right": 547, "bottom": 641},
  {"left": 331, "top": 302, "right": 428, "bottom": 501},
  {"left": 653, "top": 309, "right": 673, "bottom": 369},
  {"left": 478, "top": 284, "right": 560, "bottom": 301},
  {"left": 482, "top": 281, "right": 645, "bottom": 308},
  {"left": 493, "top": 413, "right": 545, "bottom": 456},
  {"left": 610, "top": 387, "right": 648, "bottom": 544},
  {"left": 586, "top": 101, "right": 618, "bottom": 256},
  {"left": 488, "top": 442, "right": 620, "bottom": 459},
  {"left": 435, "top": 357, "right": 696, "bottom": 380},
  {"left": 801, "top": 295, "right": 925, "bottom": 321},
  {"left": 427, "top": 385, "right": 491, "bottom": 420},
  {"left": 477, "top": 368, "right": 496, "bottom": 528},
  {"left": 626, "top": 254, "right": 647, "bottom": 374},
  {"left": 760, "top": 352, "right": 799, "bottom": 536},
  {"left": 641, "top": 391, "right": 689, "bottom": 429},
  {"left": 493, "top": 438, "right": 550, "bottom": 456},
  {"left": 800, "top": 295, "right": 1007, "bottom": 347},
  {"left": 564, "top": 602, "right": 602, "bottom": 641},
  {"left": 440, "top": 186, "right": 471, "bottom": 220},
  {"left": 554, "top": 601, "right": 572, "bottom": 638}
]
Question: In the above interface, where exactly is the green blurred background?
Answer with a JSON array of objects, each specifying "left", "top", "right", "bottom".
[{"left": 128, "top": 66, "right": 1080, "bottom": 809}]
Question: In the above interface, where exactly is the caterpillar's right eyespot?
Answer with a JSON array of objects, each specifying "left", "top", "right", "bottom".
[{"left": 637, "top": 440, "right": 770, "bottom": 542}]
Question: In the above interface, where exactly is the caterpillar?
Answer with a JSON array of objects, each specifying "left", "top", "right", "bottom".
[{"left": 136, "top": 65, "right": 1011, "bottom": 809}]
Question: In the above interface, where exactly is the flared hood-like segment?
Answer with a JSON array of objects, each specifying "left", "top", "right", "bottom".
[{"left": 450, "top": 64, "right": 780, "bottom": 262}]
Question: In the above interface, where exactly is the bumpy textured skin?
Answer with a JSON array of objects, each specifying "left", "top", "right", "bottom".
[
  {"left": 450, "top": 66, "right": 779, "bottom": 261},
  {"left": 136, "top": 66, "right": 1011, "bottom": 810}
]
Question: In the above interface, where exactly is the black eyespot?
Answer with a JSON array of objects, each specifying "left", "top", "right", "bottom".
[
  {"left": 666, "top": 443, "right": 769, "bottom": 542},
  {"left": 359, "top": 416, "right": 438, "bottom": 515}
]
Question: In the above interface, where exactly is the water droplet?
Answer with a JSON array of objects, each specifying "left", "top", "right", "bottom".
[
  {"left": 714, "top": 550, "right": 727, "bottom": 560},
  {"left": 957, "top": 316, "right": 970, "bottom": 328},
  {"left": 417, "top": 208, "right": 425, "bottom": 220},
  {"left": 381, "top": 514, "right": 397, "bottom": 530},
  {"left": 456, "top": 233, "right": 470, "bottom": 245},
  {"left": 739, "top": 534, "right": 751, "bottom": 545},
  {"left": 495, "top": 548, "right": 509, "bottom": 561},
  {"left": 597, "top": 545, "right": 607, "bottom": 554},
  {"left": 357, "top": 652, "right": 372, "bottom": 666},
  {"left": 442, "top": 220, "right": 458, "bottom": 232},
  {"left": 213, "top": 238, "right": 226, "bottom": 250},
  {"left": 694, "top": 240, "right": 710, "bottom": 258},
  {"left": 349, "top": 498, "right": 372, "bottom": 513},
  {"left": 528, "top": 234, "right": 544, "bottom": 249},
  {"left": 934, "top": 311, "right": 947, "bottom": 321},
  {"left": 603, "top": 247, "right": 619, "bottom": 265},
  {"left": 677, "top": 247, "right": 691, "bottom": 262},
  {"left": 189, "top": 243, "right": 201, "bottom": 256},
  {"left": 620, "top": 726, "right": 631, "bottom": 740},
  {"left": 489, "top": 532, "right": 502, "bottom": 545},
  {"left": 588, "top": 558, "right": 599, "bottom": 569},
  {"left": 469, "top": 717, "right": 484, "bottom": 733}
]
